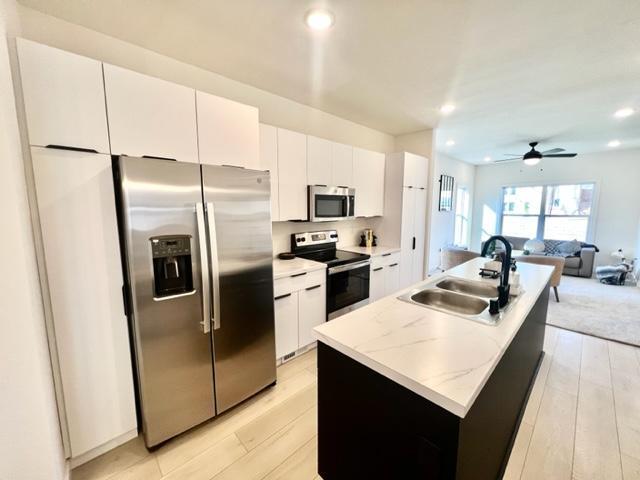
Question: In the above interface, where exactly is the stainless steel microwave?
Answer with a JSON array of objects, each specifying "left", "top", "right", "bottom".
[{"left": 308, "top": 185, "right": 355, "bottom": 222}]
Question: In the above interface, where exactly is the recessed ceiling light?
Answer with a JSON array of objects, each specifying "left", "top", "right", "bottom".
[
  {"left": 445, "top": 139, "right": 455, "bottom": 146},
  {"left": 440, "top": 104, "right": 456, "bottom": 115},
  {"left": 305, "top": 9, "right": 334, "bottom": 30},
  {"left": 483, "top": 156, "right": 492, "bottom": 162},
  {"left": 614, "top": 107, "right": 634, "bottom": 118},
  {"left": 608, "top": 140, "right": 621, "bottom": 147}
]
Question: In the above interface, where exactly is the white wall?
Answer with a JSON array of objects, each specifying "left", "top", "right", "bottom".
[
  {"left": 16, "top": 5, "right": 395, "bottom": 154},
  {"left": 428, "top": 152, "right": 476, "bottom": 271},
  {"left": 471, "top": 149, "right": 640, "bottom": 268},
  {"left": 0, "top": 1, "right": 67, "bottom": 478}
]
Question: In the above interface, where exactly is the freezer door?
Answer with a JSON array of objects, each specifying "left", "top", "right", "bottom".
[
  {"left": 201, "top": 165, "right": 277, "bottom": 413},
  {"left": 116, "top": 157, "right": 215, "bottom": 447}
]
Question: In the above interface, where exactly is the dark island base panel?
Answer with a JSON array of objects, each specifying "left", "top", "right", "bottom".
[{"left": 317, "top": 282, "right": 550, "bottom": 480}]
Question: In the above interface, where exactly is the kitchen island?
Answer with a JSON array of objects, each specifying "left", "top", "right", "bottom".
[{"left": 313, "top": 258, "right": 554, "bottom": 480}]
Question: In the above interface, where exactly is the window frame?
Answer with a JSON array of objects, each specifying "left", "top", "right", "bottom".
[
  {"left": 454, "top": 186, "right": 470, "bottom": 247},
  {"left": 498, "top": 181, "right": 597, "bottom": 242}
]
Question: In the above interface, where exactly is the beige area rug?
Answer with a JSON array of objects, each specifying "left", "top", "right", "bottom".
[{"left": 547, "top": 274, "right": 640, "bottom": 346}]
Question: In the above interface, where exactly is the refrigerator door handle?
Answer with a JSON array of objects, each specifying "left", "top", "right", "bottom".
[
  {"left": 196, "top": 203, "right": 211, "bottom": 334},
  {"left": 206, "top": 202, "right": 221, "bottom": 330}
]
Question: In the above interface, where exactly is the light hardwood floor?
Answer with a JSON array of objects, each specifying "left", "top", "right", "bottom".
[{"left": 73, "top": 326, "right": 640, "bottom": 480}]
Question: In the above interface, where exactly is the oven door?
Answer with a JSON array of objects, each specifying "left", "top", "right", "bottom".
[
  {"left": 309, "top": 185, "right": 355, "bottom": 222},
  {"left": 326, "top": 260, "right": 370, "bottom": 316}
]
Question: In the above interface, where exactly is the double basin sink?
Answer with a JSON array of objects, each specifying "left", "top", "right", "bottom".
[{"left": 398, "top": 276, "right": 519, "bottom": 325}]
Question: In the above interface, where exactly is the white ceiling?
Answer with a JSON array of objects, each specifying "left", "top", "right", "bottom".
[{"left": 18, "top": 0, "right": 640, "bottom": 164}]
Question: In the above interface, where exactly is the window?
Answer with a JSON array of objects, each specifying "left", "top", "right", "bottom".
[
  {"left": 454, "top": 186, "right": 470, "bottom": 247},
  {"left": 500, "top": 183, "right": 594, "bottom": 241}
]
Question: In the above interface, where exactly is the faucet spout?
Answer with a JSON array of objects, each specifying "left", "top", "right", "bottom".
[{"left": 480, "top": 235, "right": 512, "bottom": 308}]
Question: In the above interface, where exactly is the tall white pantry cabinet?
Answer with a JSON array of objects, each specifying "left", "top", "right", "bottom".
[
  {"left": 378, "top": 152, "right": 429, "bottom": 289},
  {"left": 16, "top": 38, "right": 137, "bottom": 464}
]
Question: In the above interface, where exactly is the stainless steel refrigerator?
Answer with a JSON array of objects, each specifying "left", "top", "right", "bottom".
[{"left": 114, "top": 156, "right": 276, "bottom": 447}]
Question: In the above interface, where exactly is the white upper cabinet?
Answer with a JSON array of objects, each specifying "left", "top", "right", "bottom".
[
  {"left": 331, "top": 142, "right": 353, "bottom": 187},
  {"left": 196, "top": 91, "right": 259, "bottom": 168},
  {"left": 403, "top": 152, "right": 428, "bottom": 188},
  {"left": 259, "top": 124, "right": 279, "bottom": 221},
  {"left": 307, "top": 136, "right": 353, "bottom": 187},
  {"left": 104, "top": 64, "right": 198, "bottom": 163},
  {"left": 17, "top": 38, "right": 109, "bottom": 153},
  {"left": 307, "top": 135, "right": 332, "bottom": 186},
  {"left": 353, "top": 147, "right": 385, "bottom": 217},
  {"left": 277, "top": 128, "right": 308, "bottom": 221}
]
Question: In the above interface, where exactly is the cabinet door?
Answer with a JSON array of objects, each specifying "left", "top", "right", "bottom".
[
  {"left": 259, "top": 124, "right": 279, "bottom": 221},
  {"left": 31, "top": 147, "right": 136, "bottom": 457},
  {"left": 274, "top": 291, "right": 299, "bottom": 358},
  {"left": 412, "top": 188, "right": 428, "bottom": 283},
  {"left": 369, "top": 150, "right": 386, "bottom": 216},
  {"left": 385, "top": 262, "right": 401, "bottom": 296},
  {"left": 370, "top": 265, "right": 386, "bottom": 302},
  {"left": 17, "top": 39, "right": 109, "bottom": 153},
  {"left": 196, "top": 91, "right": 259, "bottom": 168},
  {"left": 104, "top": 64, "right": 198, "bottom": 163},
  {"left": 403, "top": 153, "right": 428, "bottom": 188},
  {"left": 298, "top": 283, "right": 326, "bottom": 347},
  {"left": 399, "top": 187, "right": 416, "bottom": 288},
  {"left": 331, "top": 142, "right": 353, "bottom": 187},
  {"left": 277, "top": 128, "right": 308, "bottom": 221},
  {"left": 307, "top": 135, "right": 332, "bottom": 186}
]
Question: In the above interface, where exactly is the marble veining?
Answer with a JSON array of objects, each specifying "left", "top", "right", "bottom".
[
  {"left": 313, "top": 258, "right": 554, "bottom": 417},
  {"left": 340, "top": 245, "right": 401, "bottom": 256},
  {"left": 273, "top": 257, "right": 326, "bottom": 280}
]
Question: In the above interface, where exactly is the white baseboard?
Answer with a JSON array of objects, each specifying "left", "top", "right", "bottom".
[{"left": 69, "top": 428, "right": 138, "bottom": 469}]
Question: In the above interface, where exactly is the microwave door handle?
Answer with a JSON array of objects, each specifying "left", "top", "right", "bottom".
[
  {"left": 206, "top": 202, "right": 221, "bottom": 330},
  {"left": 196, "top": 203, "right": 211, "bottom": 334}
]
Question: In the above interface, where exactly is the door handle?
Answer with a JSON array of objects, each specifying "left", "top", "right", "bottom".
[
  {"left": 275, "top": 293, "right": 292, "bottom": 300},
  {"left": 196, "top": 203, "right": 211, "bottom": 334},
  {"left": 206, "top": 202, "right": 221, "bottom": 330},
  {"left": 412, "top": 237, "right": 416, "bottom": 250}
]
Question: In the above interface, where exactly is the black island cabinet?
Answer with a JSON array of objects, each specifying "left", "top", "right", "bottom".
[{"left": 317, "top": 282, "right": 549, "bottom": 480}]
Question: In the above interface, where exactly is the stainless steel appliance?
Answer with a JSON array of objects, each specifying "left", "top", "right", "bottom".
[
  {"left": 292, "top": 230, "right": 370, "bottom": 319},
  {"left": 308, "top": 185, "right": 355, "bottom": 222},
  {"left": 114, "top": 156, "right": 276, "bottom": 448}
]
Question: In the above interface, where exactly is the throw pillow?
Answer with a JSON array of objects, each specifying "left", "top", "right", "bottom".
[
  {"left": 524, "top": 238, "right": 545, "bottom": 253},
  {"left": 557, "top": 239, "right": 582, "bottom": 256},
  {"left": 543, "top": 239, "right": 563, "bottom": 256}
]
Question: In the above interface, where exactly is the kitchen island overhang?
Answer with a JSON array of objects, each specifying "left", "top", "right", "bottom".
[{"left": 313, "top": 258, "right": 554, "bottom": 479}]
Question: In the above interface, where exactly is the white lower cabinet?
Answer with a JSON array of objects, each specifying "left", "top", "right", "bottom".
[
  {"left": 274, "top": 270, "right": 326, "bottom": 359},
  {"left": 369, "top": 252, "right": 401, "bottom": 303},
  {"left": 274, "top": 291, "right": 299, "bottom": 359},
  {"left": 298, "top": 283, "right": 326, "bottom": 347}
]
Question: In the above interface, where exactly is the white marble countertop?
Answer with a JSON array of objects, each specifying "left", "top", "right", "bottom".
[
  {"left": 313, "top": 258, "right": 553, "bottom": 417},
  {"left": 340, "top": 245, "right": 401, "bottom": 256},
  {"left": 273, "top": 257, "right": 326, "bottom": 280}
]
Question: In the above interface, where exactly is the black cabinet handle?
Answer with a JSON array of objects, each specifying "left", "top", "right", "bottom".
[
  {"left": 305, "top": 284, "right": 322, "bottom": 291},
  {"left": 389, "top": 263, "right": 398, "bottom": 267},
  {"left": 45, "top": 144, "right": 98, "bottom": 154},
  {"left": 274, "top": 293, "right": 291, "bottom": 301},
  {"left": 337, "top": 185, "right": 349, "bottom": 188},
  {"left": 291, "top": 272, "right": 307, "bottom": 278},
  {"left": 412, "top": 237, "right": 416, "bottom": 250},
  {"left": 142, "top": 155, "right": 177, "bottom": 161},
  {"left": 373, "top": 267, "right": 383, "bottom": 272},
  {"left": 382, "top": 253, "right": 391, "bottom": 257}
]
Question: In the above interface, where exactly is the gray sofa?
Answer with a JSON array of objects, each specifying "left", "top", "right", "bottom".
[{"left": 482, "top": 235, "right": 597, "bottom": 278}]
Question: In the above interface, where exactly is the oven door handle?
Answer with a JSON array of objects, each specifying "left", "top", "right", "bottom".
[{"left": 328, "top": 260, "right": 371, "bottom": 275}]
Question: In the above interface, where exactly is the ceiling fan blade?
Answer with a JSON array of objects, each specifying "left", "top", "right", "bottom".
[
  {"left": 542, "top": 153, "right": 577, "bottom": 158},
  {"left": 502, "top": 153, "right": 524, "bottom": 156},
  {"left": 541, "top": 148, "right": 565, "bottom": 154},
  {"left": 494, "top": 157, "right": 522, "bottom": 162}
]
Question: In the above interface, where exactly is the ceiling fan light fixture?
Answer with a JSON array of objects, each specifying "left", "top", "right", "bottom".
[{"left": 523, "top": 157, "right": 541, "bottom": 166}]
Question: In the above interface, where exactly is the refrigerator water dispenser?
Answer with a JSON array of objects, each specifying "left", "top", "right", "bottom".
[{"left": 150, "top": 235, "right": 194, "bottom": 298}]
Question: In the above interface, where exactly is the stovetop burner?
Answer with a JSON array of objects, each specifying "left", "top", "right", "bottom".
[{"left": 291, "top": 229, "right": 370, "bottom": 267}]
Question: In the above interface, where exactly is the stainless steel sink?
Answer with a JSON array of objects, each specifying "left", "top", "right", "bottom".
[
  {"left": 436, "top": 277, "right": 498, "bottom": 299},
  {"left": 397, "top": 276, "right": 518, "bottom": 326},
  {"left": 410, "top": 289, "right": 489, "bottom": 315}
]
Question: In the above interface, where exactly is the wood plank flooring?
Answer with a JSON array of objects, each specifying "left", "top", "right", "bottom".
[{"left": 73, "top": 326, "right": 640, "bottom": 480}]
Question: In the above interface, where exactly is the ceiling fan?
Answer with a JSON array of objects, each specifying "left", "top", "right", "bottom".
[{"left": 496, "top": 142, "right": 577, "bottom": 166}]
